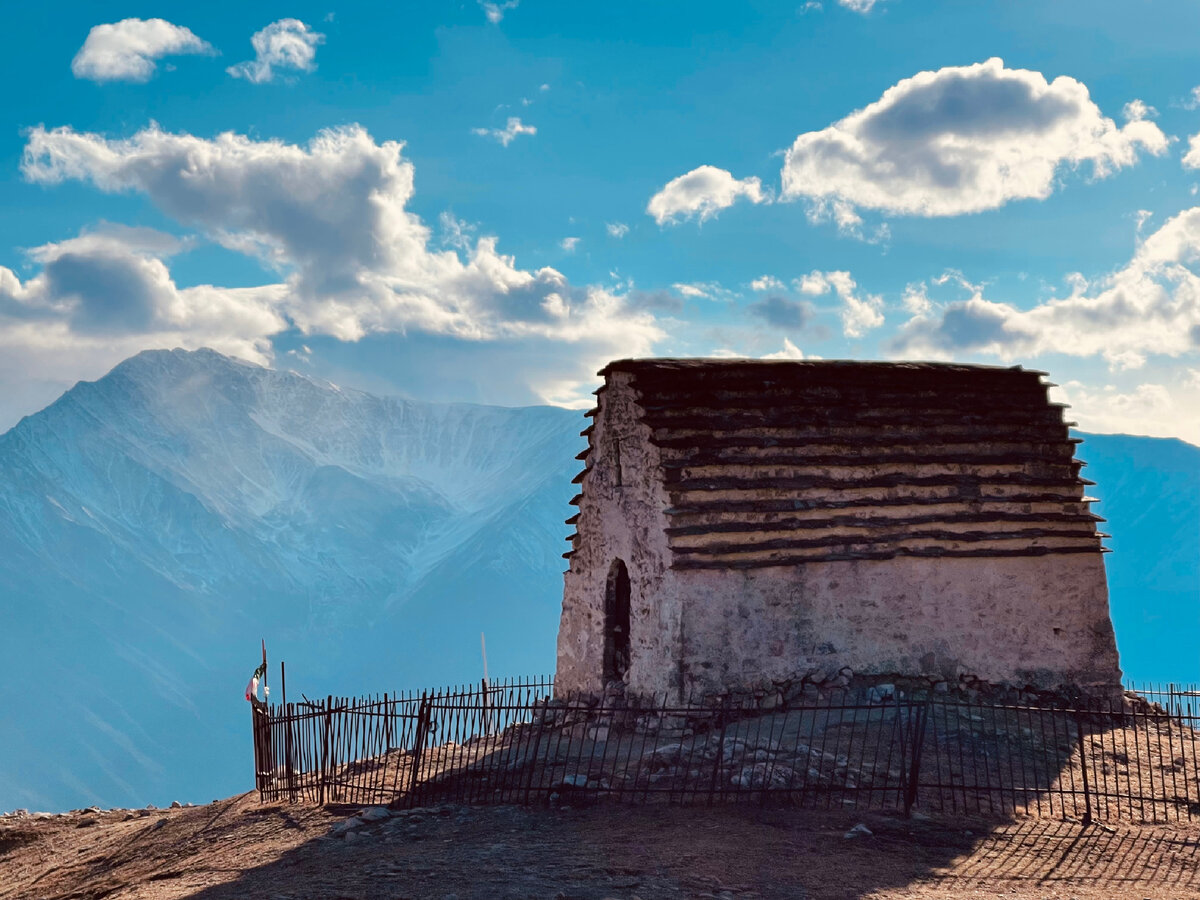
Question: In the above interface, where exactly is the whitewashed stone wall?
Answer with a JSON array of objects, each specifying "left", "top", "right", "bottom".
[
  {"left": 673, "top": 555, "right": 1118, "bottom": 696},
  {"left": 557, "top": 360, "right": 1122, "bottom": 700},
  {"left": 557, "top": 371, "right": 682, "bottom": 697}
]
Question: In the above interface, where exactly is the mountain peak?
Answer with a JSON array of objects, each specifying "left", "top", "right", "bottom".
[
  {"left": 0, "top": 344, "right": 581, "bottom": 813},
  {"left": 107, "top": 346, "right": 264, "bottom": 381}
]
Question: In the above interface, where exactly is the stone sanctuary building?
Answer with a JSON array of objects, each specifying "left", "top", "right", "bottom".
[{"left": 555, "top": 359, "right": 1122, "bottom": 701}]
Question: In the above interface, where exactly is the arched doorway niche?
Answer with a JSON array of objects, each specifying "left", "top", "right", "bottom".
[{"left": 603, "top": 559, "right": 631, "bottom": 684}]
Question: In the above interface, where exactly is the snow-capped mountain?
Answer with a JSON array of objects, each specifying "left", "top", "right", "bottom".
[
  {"left": 0, "top": 348, "right": 1195, "bottom": 813},
  {"left": 0, "top": 349, "right": 582, "bottom": 812}
]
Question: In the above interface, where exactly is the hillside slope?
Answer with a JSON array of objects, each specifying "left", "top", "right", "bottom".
[{"left": 0, "top": 795, "right": 1193, "bottom": 899}]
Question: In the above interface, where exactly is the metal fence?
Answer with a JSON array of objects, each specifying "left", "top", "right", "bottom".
[
  {"left": 251, "top": 676, "right": 553, "bottom": 806},
  {"left": 252, "top": 678, "right": 1200, "bottom": 824}
]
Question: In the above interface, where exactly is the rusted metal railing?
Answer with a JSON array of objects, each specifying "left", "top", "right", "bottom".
[{"left": 252, "top": 678, "right": 1200, "bottom": 823}]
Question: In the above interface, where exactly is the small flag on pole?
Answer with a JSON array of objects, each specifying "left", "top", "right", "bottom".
[{"left": 245, "top": 639, "right": 268, "bottom": 702}]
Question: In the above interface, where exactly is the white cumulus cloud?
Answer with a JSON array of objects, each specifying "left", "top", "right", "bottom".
[
  {"left": 762, "top": 338, "right": 806, "bottom": 359},
  {"left": 16, "top": 123, "right": 662, "bottom": 409},
  {"left": 1182, "top": 133, "right": 1200, "bottom": 170},
  {"left": 606, "top": 222, "right": 629, "bottom": 238},
  {"left": 71, "top": 18, "right": 213, "bottom": 83},
  {"left": 782, "top": 58, "right": 1168, "bottom": 217},
  {"left": 647, "top": 165, "right": 767, "bottom": 225},
  {"left": 0, "top": 225, "right": 287, "bottom": 426},
  {"left": 227, "top": 19, "right": 324, "bottom": 84},
  {"left": 891, "top": 206, "right": 1200, "bottom": 369},
  {"left": 472, "top": 117, "right": 537, "bottom": 146}
]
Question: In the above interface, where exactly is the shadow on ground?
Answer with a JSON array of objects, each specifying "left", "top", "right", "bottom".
[
  {"left": 175, "top": 801, "right": 1200, "bottom": 900},
  {"left": 942, "top": 817, "right": 1200, "bottom": 891},
  {"left": 206, "top": 690, "right": 1200, "bottom": 899}
]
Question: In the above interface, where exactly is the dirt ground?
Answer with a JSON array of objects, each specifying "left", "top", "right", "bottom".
[{"left": 2, "top": 794, "right": 1198, "bottom": 900}]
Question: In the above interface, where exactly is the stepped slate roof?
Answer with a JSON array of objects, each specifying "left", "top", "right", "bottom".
[{"left": 566, "top": 358, "right": 1106, "bottom": 569}]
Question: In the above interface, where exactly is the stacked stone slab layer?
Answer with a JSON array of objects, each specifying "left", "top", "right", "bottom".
[
  {"left": 556, "top": 358, "right": 1122, "bottom": 700},
  {"left": 565, "top": 359, "right": 1106, "bottom": 568}
]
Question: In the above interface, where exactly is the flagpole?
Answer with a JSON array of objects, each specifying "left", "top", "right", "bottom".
[
  {"left": 481, "top": 632, "right": 489, "bottom": 685},
  {"left": 481, "top": 632, "right": 490, "bottom": 735}
]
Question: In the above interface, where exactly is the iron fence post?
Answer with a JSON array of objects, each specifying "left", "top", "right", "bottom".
[
  {"left": 523, "top": 695, "right": 550, "bottom": 805},
  {"left": 904, "top": 698, "right": 930, "bottom": 818},
  {"left": 409, "top": 692, "right": 431, "bottom": 803},
  {"left": 319, "top": 695, "right": 332, "bottom": 806},
  {"left": 282, "top": 662, "right": 295, "bottom": 803},
  {"left": 1075, "top": 707, "right": 1093, "bottom": 826},
  {"left": 708, "top": 695, "right": 732, "bottom": 805}
]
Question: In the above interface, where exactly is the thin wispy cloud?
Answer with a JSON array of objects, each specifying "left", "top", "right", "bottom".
[
  {"left": 750, "top": 275, "right": 785, "bottom": 292},
  {"left": 472, "top": 117, "right": 537, "bottom": 146},
  {"left": 227, "top": 19, "right": 324, "bottom": 84},
  {"left": 837, "top": 0, "right": 884, "bottom": 12},
  {"left": 796, "top": 270, "right": 883, "bottom": 337},
  {"left": 479, "top": 1, "right": 519, "bottom": 23}
]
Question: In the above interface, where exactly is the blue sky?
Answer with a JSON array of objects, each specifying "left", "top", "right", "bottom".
[{"left": 2, "top": 0, "right": 1199, "bottom": 442}]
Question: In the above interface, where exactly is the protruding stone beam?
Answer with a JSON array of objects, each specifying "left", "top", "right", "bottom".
[
  {"left": 649, "top": 422, "right": 1075, "bottom": 444},
  {"left": 659, "top": 450, "right": 1080, "bottom": 471},
  {"left": 664, "top": 472, "right": 1095, "bottom": 493},
  {"left": 670, "top": 542, "right": 1107, "bottom": 569},
  {"left": 663, "top": 494, "right": 1100, "bottom": 517},
  {"left": 664, "top": 510, "right": 1104, "bottom": 538}
]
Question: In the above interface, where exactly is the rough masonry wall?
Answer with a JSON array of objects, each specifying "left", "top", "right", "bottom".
[
  {"left": 675, "top": 555, "right": 1119, "bottom": 696},
  {"left": 557, "top": 373, "right": 681, "bottom": 697}
]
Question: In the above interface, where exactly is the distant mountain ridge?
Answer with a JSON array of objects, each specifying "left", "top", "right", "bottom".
[
  {"left": 0, "top": 348, "right": 1195, "bottom": 812},
  {"left": 0, "top": 349, "right": 581, "bottom": 812},
  {"left": 1074, "top": 432, "right": 1200, "bottom": 688}
]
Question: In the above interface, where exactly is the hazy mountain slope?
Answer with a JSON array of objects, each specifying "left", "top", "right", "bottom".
[
  {"left": 0, "top": 349, "right": 581, "bottom": 812},
  {"left": 1077, "top": 432, "right": 1200, "bottom": 684}
]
